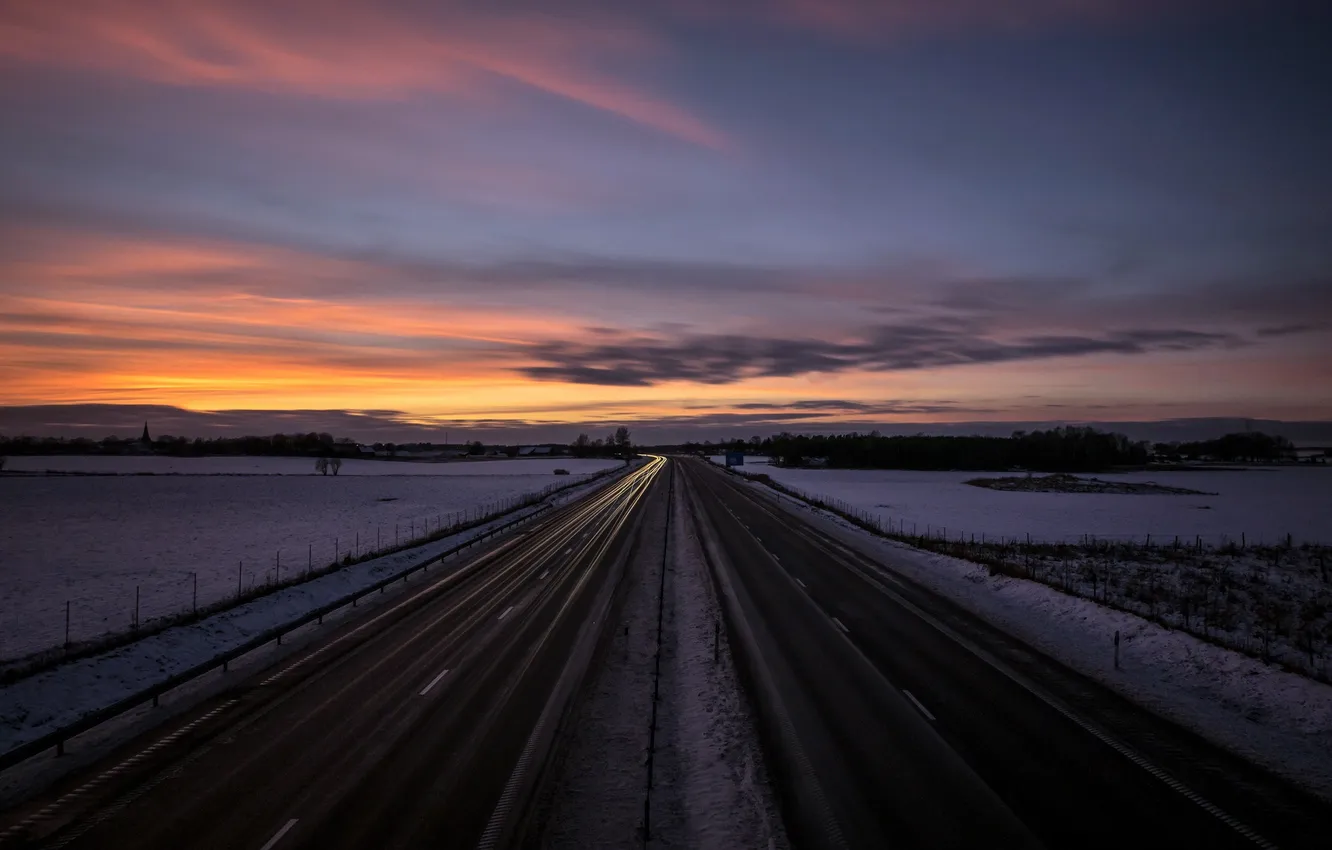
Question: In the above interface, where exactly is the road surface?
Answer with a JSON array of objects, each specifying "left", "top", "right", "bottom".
[
  {"left": 0, "top": 457, "right": 666, "bottom": 850},
  {"left": 678, "top": 457, "right": 1331, "bottom": 850}
]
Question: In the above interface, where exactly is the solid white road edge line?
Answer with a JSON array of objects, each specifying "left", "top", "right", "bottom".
[
  {"left": 832, "top": 616, "right": 849, "bottom": 633},
  {"left": 795, "top": 578, "right": 807, "bottom": 589},
  {"left": 903, "top": 689, "right": 936, "bottom": 722},
  {"left": 258, "top": 818, "right": 299, "bottom": 850},
  {"left": 419, "top": 668, "right": 451, "bottom": 696}
]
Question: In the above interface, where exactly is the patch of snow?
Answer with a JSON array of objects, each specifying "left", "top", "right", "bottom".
[
  {"left": 735, "top": 478, "right": 1332, "bottom": 799},
  {"left": 650, "top": 474, "right": 786, "bottom": 849},
  {"left": 543, "top": 472, "right": 785, "bottom": 850}
]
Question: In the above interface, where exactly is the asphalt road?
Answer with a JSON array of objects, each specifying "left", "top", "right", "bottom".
[
  {"left": 0, "top": 456, "right": 666, "bottom": 850},
  {"left": 679, "top": 458, "right": 1332, "bottom": 850}
]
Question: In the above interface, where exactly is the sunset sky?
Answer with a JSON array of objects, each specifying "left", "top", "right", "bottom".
[{"left": 1, "top": 0, "right": 1329, "bottom": 441}]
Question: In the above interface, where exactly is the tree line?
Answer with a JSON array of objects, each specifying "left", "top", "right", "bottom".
[
  {"left": 672, "top": 427, "right": 1306, "bottom": 471},
  {"left": 1154, "top": 432, "right": 1296, "bottom": 463},
  {"left": 670, "top": 427, "right": 1150, "bottom": 472},
  {"left": 569, "top": 426, "right": 633, "bottom": 458},
  {"left": 0, "top": 432, "right": 361, "bottom": 458}
]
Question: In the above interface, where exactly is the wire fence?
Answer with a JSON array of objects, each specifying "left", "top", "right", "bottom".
[
  {"left": 741, "top": 471, "right": 1332, "bottom": 682},
  {"left": 1, "top": 474, "right": 608, "bottom": 670}
]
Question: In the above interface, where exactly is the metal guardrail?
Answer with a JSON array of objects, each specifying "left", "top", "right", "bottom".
[{"left": 0, "top": 466, "right": 633, "bottom": 773}]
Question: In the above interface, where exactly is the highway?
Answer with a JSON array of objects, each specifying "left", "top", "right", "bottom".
[
  {"left": 0, "top": 456, "right": 667, "bottom": 850},
  {"left": 5, "top": 453, "right": 1329, "bottom": 850},
  {"left": 678, "top": 458, "right": 1332, "bottom": 850}
]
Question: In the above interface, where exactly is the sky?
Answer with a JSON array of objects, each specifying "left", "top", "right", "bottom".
[{"left": 1, "top": 0, "right": 1329, "bottom": 442}]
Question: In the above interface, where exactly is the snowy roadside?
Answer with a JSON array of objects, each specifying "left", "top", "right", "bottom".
[
  {"left": 0, "top": 468, "right": 630, "bottom": 757},
  {"left": 649, "top": 468, "right": 786, "bottom": 849},
  {"left": 543, "top": 468, "right": 785, "bottom": 849},
  {"left": 733, "top": 475, "right": 1332, "bottom": 800}
]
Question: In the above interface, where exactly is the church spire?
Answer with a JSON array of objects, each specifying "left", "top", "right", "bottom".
[{"left": 141, "top": 421, "right": 151, "bottom": 443}]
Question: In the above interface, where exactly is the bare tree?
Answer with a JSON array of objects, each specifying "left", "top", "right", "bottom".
[
  {"left": 315, "top": 457, "right": 329, "bottom": 475},
  {"left": 614, "top": 426, "right": 631, "bottom": 452},
  {"left": 329, "top": 457, "right": 342, "bottom": 475}
]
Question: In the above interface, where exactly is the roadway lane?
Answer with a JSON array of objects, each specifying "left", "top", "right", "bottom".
[
  {"left": 2, "top": 457, "right": 667, "bottom": 850},
  {"left": 680, "top": 458, "right": 1331, "bottom": 850}
]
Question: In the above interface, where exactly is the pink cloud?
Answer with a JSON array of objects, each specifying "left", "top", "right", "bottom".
[{"left": 0, "top": 0, "right": 727, "bottom": 149}]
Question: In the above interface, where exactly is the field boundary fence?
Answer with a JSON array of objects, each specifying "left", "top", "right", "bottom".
[
  {"left": 721, "top": 465, "right": 1332, "bottom": 683},
  {"left": 0, "top": 462, "right": 639, "bottom": 773},
  {"left": 1, "top": 465, "right": 625, "bottom": 675}
]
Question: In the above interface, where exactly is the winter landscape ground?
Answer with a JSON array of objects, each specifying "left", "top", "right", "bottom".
[
  {"left": 711, "top": 458, "right": 1332, "bottom": 681},
  {"left": 714, "top": 457, "right": 1331, "bottom": 546},
  {"left": 716, "top": 470, "right": 1332, "bottom": 801},
  {"left": 0, "top": 457, "right": 619, "bottom": 660}
]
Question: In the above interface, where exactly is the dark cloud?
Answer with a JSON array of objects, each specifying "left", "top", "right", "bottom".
[
  {"left": 1255, "top": 322, "right": 1326, "bottom": 337},
  {"left": 520, "top": 324, "right": 1246, "bottom": 387}
]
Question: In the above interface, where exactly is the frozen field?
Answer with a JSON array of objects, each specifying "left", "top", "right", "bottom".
[
  {"left": 712, "top": 458, "right": 1332, "bottom": 545},
  {"left": 2, "top": 455, "right": 607, "bottom": 476},
  {"left": 0, "top": 458, "right": 618, "bottom": 659}
]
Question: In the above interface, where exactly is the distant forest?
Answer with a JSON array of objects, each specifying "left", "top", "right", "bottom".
[
  {"left": 682, "top": 427, "right": 1301, "bottom": 472},
  {"left": 0, "top": 432, "right": 366, "bottom": 458}
]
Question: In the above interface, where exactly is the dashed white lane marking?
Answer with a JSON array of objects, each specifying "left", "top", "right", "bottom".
[
  {"left": 564, "top": 547, "right": 573, "bottom": 554},
  {"left": 903, "top": 690, "right": 936, "bottom": 722},
  {"left": 498, "top": 605, "right": 515, "bottom": 621},
  {"left": 831, "top": 617, "right": 849, "bottom": 634},
  {"left": 0, "top": 700, "right": 239, "bottom": 844},
  {"left": 258, "top": 818, "right": 299, "bottom": 850},
  {"left": 538, "top": 570, "right": 549, "bottom": 580},
  {"left": 419, "top": 668, "right": 450, "bottom": 696},
  {"left": 795, "top": 578, "right": 807, "bottom": 589},
  {"left": 836, "top": 559, "right": 1278, "bottom": 849}
]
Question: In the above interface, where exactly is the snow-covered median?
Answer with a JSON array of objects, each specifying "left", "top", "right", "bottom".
[
  {"left": 0, "top": 470, "right": 627, "bottom": 758},
  {"left": 735, "top": 476, "right": 1332, "bottom": 800}
]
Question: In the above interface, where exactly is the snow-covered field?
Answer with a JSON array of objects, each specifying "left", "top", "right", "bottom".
[
  {"left": 0, "top": 470, "right": 628, "bottom": 758},
  {"left": 735, "top": 479, "right": 1332, "bottom": 800},
  {"left": 711, "top": 458, "right": 1332, "bottom": 545},
  {"left": 0, "top": 458, "right": 619, "bottom": 659},
  {"left": 3, "top": 455, "right": 605, "bottom": 477}
]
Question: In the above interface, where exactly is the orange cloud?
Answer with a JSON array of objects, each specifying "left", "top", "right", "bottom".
[{"left": 0, "top": 0, "right": 727, "bottom": 149}]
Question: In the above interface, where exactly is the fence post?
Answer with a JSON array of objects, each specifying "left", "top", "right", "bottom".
[
  {"left": 276, "top": 550, "right": 281, "bottom": 583},
  {"left": 309, "top": 543, "right": 312, "bottom": 574},
  {"left": 1114, "top": 630, "right": 1121, "bottom": 670},
  {"left": 335, "top": 537, "right": 339, "bottom": 564},
  {"left": 192, "top": 572, "right": 198, "bottom": 615},
  {"left": 238, "top": 560, "right": 243, "bottom": 598},
  {"left": 133, "top": 585, "right": 140, "bottom": 631},
  {"left": 65, "top": 600, "right": 71, "bottom": 649}
]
